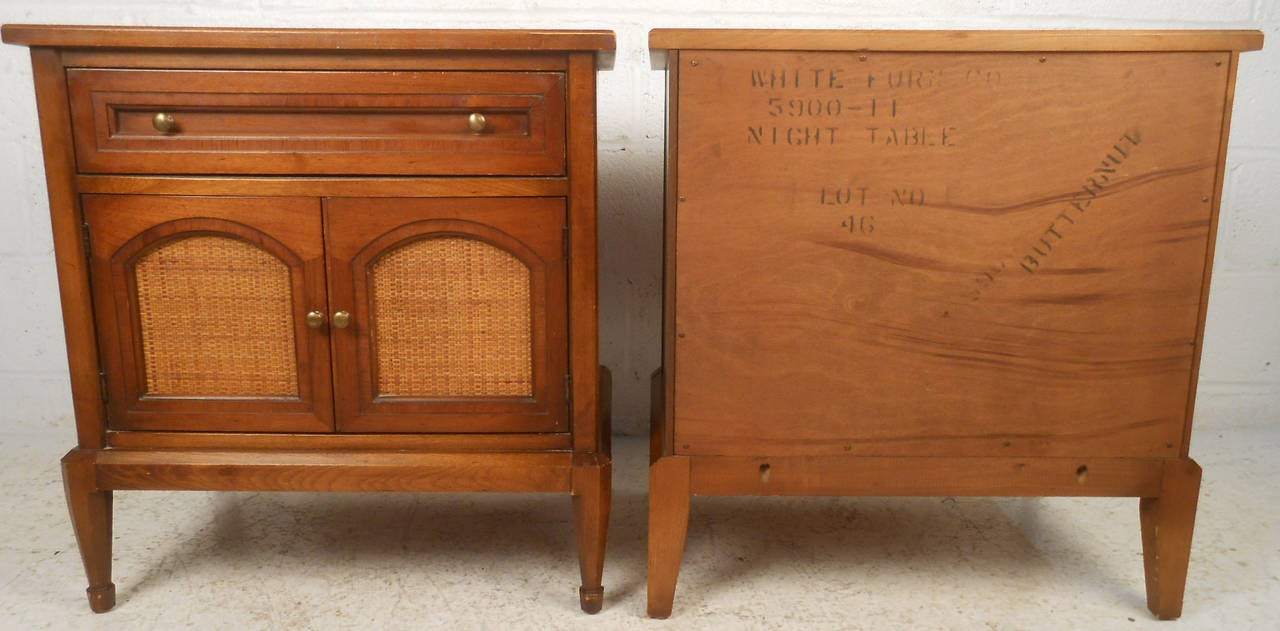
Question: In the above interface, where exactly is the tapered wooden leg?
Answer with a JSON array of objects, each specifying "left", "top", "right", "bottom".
[
  {"left": 647, "top": 455, "right": 690, "bottom": 618},
  {"left": 62, "top": 448, "right": 115, "bottom": 613},
  {"left": 572, "top": 455, "right": 611, "bottom": 613},
  {"left": 1140, "top": 458, "right": 1202, "bottom": 620}
]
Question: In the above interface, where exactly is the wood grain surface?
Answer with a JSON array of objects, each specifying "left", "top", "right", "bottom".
[{"left": 672, "top": 51, "right": 1231, "bottom": 458}]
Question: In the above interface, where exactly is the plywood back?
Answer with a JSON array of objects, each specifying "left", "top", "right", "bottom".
[{"left": 673, "top": 51, "right": 1232, "bottom": 458}]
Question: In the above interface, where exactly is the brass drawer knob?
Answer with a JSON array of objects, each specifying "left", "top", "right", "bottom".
[
  {"left": 467, "top": 112, "right": 487, "bottom": 133},
  {"left": 305, "top": 310, "right": 326, "bottom": 329},
  {"left": 331, "top": 311, "right": 352, "bottom": 329},
  {"left": 152, "top": 112, "right": 176, "bottom": 133}
]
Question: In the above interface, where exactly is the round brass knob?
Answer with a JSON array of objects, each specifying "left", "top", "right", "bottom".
[
  {"left": 467, "top": 112, "right": 487, "bottom": 133},
  {"left": 305, "top": 310, "right": 326, "bottom": 329},
  {"left": 152, "top": 112, "right": 176, "bottom": 133},
  {"left": 331, "top": 311, "right": 352, "bottom": 329}
]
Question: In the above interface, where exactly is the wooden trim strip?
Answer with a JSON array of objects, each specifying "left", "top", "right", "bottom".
[
  {"left": 76, "top": 176, "right": 568, "bottom": 198},
  {"left": 96, "top": 449, "right": 574, "bottom": 492},
  {"left": 689, "top": 455, "right": 1166, "bottom": 497},
  {"left": 106, "top": 431, "right": 572, "bottom": 452},
  {"left": 649, "top": 29, "right": 1264, "bottom": 53},
  {"left": 3, "top": 25, "right": 616, "bottom": 52}
]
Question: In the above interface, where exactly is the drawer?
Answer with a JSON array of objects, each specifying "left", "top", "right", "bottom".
[{"left": 67, "top": 69, "right": 566, "bottom": 175}]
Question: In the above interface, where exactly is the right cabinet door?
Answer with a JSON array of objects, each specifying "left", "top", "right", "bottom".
[{"left": 325, "top": 197, "right": 569, "bottom": 433}]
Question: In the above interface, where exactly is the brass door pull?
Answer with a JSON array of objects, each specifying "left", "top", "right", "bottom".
[
  {"left": 305, "top": 310, "right": 326, "bottom": 328},
  {"left": 467, "top": 112, "right": 487, "bottom": 133},
  {"left": 331, "top": 311, "right": 352, "bottom": 329},
  {"left": 152, "top": 112, "right": 176, "bottom": 133}
]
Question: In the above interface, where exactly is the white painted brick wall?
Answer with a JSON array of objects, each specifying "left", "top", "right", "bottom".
[{"left": 0, "top": 1, "right": 1275, "bottom": 436}]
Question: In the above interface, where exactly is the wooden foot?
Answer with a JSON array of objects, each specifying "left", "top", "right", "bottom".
[
  {"left": 62, "top": 449, "right": 115, "bottom": 613},
  {"left": 572, "top": 455, "right": 611, "bottom": 614},
  {"left": 1140, "top": 458, "right": 1202, "bottom": 620},
  {"left": 647, "top": 455, "right": 690, "bottom": 618}
]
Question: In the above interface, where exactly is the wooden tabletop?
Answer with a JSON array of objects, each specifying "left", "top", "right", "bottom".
[
  {"left": 649, "top": 28, "right": 1263, "bottom": 52},
  {"left": 1, "top": 24, "right": 616, "bottom": 52}
]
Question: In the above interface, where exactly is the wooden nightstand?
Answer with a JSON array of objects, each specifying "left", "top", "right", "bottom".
[
  {"left": 3, "top": 24, "right": 615, "bottom": 614},
  {"left": 647, "top": 28, "right": 1261, "bottom": 619}
]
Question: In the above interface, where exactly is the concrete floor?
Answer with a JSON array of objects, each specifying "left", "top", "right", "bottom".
[{"left": 0, "top": 424, "right": 1276, "bottom": 630}]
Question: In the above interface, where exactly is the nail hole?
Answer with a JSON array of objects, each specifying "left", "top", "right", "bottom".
[
  {"left": 759, "top": 463, "right": 771, "bottom": 483},
  {"left": 1076, "top": 465, "right": 1089, "bottom": 484}
]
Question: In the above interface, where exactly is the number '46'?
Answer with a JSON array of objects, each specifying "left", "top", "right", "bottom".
[{"left": 842, "top": 215, "right": 875, "bottom": 234}]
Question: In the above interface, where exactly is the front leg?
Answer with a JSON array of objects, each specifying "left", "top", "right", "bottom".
[
  {"left": 572, "top": 454, "right": 611, "bottom": 613},
  {"left": 62, "top": 448, "right": 115, "bottom": 613}
]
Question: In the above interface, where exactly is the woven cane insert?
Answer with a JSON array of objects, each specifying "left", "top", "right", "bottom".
[
  {"left": 371, "top": 236, "right": 533, "bottom": 397},
  {"left": 134, "top": 235, "right": 299, "bottom": 397}
]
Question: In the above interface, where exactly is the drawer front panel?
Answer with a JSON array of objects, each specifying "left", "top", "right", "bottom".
[{"left": 67, "top": 69, "right": 566, "bottom": 175}]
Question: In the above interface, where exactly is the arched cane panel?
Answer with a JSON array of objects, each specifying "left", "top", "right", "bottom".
[
  {"left": 326, "top": 196, "right": 565, "bottom": 433},
  {"left": 369, "top": 235, "right": 533, "bottom": 398},
  {"left": 133, "top": 234, "right": 299, "bottom": 397}
]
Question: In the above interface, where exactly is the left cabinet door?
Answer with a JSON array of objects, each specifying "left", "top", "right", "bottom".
[{"left": 84, "top": 195, "right": 335, "bottom": 432}]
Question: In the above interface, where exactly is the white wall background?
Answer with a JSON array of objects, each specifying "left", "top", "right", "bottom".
[{"left": 0, "top": 1, "right": 1275, "bottom": 437}]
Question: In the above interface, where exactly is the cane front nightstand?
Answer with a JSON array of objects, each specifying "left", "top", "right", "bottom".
[{"left": 3, "top": 24, "right": 615, "bottom": 614}]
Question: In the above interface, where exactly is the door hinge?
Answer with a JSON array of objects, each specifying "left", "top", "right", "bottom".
[
  {"left": 562, "top": 224, "right": 570, "bottom": 260},
  {"left": 564, "top": 373, "right": 573, "bottom": 402},
  {"left": 98, "top": 370, "right": 108, "bottom": 404},
  {"left": 80, "top": 221, "right": 93, "bottom": 260}
]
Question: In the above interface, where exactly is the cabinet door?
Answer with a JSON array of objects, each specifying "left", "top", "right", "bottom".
[
  {"left": 84, "top": 195, "right": 333, "bottom": 432},
  {"left": 325, "top": 197, "right": 568, "bottom": 433}
]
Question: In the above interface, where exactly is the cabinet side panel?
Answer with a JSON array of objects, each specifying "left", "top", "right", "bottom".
[
  {"left": 673, "top": 51, "right": 1229, "bottom": 458},
  {"left": 567, "top": 52, "right": 602, "bottom": 453},
  {"left": 28, "top": 49, "right": 106, "bottom": 448}
]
